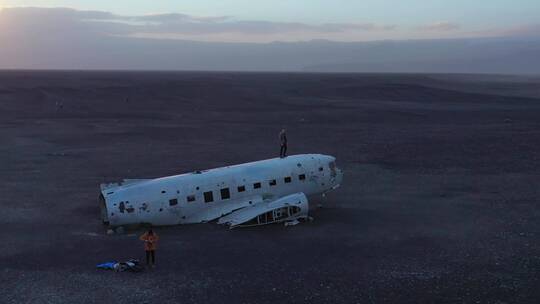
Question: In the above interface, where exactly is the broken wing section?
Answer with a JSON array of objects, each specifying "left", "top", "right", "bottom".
[{"left": 217, "top": 192, "right": 309, "bottom": 228}]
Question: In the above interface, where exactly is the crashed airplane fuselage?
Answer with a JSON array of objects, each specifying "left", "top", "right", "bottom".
[{"left": 99, "top": 154, "right": 343, "bottom": 228}]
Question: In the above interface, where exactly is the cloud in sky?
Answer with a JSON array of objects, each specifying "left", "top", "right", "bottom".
[
  {"left": 2, "top": 7, "right": 539, "bottom": 43},
  {"left": 0, "top": 7, "right": 396, "bottom": 38},
  {"left": 0, "top": 6, "right": 539, "bottom": 44},
  {"left": 418, "top": 22, "right": 460, "bottom": 32},
  {"left": 0, "top": 7, "right": 401, "bottom": 43}
]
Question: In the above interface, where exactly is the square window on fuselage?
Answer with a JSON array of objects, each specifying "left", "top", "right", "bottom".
[
  {"left": 284, "top": 176, "right": 292, "bottom": 183},
  {"left": 299, "top": 174, "right": 306, "bottom": 181},
  {"left": 237, "top": 185, "right": 246, "bottom": 192},
  {"left": 169, "top": 198, "right": 178, "bottom": 206},
  {"left": 253, "top": 182, "right": 261, "bottom": 189},
  {"left": 269, "top": 179, "right": 277, "bottom": 186},
  {"left": 187, "top": 195, "right": 196, "bottom": 202},
  {"left": 221, "top": 188, "right": 230, "bottom": 200},
  {"left": 204, "top": 191, "right": 213, "bottom": 203}
]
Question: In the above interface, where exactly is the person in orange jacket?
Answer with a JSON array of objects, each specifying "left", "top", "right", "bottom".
[{"left": 139, "top": 228, "right": 159, "bottom": 267}]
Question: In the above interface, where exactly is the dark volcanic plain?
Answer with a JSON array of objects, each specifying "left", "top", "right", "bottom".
[{"left": 1, "top": 71, "right": 540, "bottom": 303}]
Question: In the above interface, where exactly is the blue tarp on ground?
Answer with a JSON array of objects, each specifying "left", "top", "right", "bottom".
[
  {"left": 96, "top": 261, "right": 117, "bottom": 270},
  {"left": 96, "top": 259, "right": 143, "bottom": 272}
]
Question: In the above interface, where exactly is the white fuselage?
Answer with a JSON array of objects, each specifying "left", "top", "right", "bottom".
[{"left": 99, "top": 154, "right": 343, "bottom": 226}]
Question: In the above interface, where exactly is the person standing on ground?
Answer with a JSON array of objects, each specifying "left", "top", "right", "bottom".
[
  {"left": 279, "top": 129, "right": 288, "bottom": 158},
  {"left": 139, "top": 228, "right": 159, "bottom": 267}
]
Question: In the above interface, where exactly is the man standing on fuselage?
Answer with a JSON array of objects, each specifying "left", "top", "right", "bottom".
[{"left": 279, "top": 129, "right": 287, "bottom": 158}]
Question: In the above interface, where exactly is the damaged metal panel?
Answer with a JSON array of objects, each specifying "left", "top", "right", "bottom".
[
  {"left": 186, "top": 195, "right": 264, "bottom": 224},
  {"left": 217, "top": 193, "right": 309, "bottom": 228}
]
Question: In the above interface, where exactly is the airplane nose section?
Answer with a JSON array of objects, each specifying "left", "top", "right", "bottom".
[{"left": 327, "top": 157, "right": 343, "bottom": 189}]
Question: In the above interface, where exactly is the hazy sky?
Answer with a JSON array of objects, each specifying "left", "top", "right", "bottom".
[
  {"left": 1, "top": 0, "right": 539, "bottom": 42},
  {"left": 0, "top": 1, "right": 538, "bottom": 72},
  {"left": 1, "top": 0, "right": 538, "bottom": 26}
]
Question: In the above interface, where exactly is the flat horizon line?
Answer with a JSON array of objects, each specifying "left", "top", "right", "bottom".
[{"left": 0, "top": 68, "right": 538, "bottom": 77}]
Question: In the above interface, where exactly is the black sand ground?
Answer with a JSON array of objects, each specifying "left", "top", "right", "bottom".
[{"left": 1, "top": 71, "right": 540, "bottom": 303}]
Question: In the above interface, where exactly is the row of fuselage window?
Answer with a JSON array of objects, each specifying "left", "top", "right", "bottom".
[{"left": 168, "top": 173, "right": 307, "bottom": 206}]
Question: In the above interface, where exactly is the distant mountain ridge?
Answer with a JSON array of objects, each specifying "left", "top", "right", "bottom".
[
  {"left": 302, "top": 37, "right": 540, "bottom": 74},
  {"left": 0, "top": 32, "right": 539, "bottom": 74}
]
